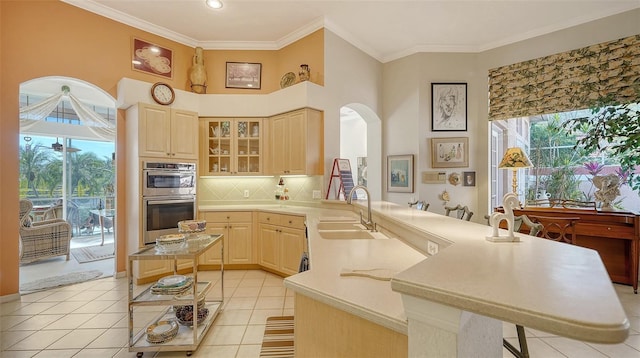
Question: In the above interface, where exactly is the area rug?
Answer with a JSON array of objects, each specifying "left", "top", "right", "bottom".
[
  {"left": 20, "top": 270, "right": 103, "bottom": 292},
  {"left": 260, "top": 316, "right": 295, "bottom": 358},
  {"left": 71, "top": 243, "right": 115, "bottom": 263}
]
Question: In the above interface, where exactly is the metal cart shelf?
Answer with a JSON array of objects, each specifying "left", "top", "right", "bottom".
[{"left": 128, "top": 234, "right": 224, "bottom": 356}]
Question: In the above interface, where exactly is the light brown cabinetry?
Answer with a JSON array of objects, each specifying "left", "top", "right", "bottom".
[
  {"left": 269, "top": 108, "right": 323, "bottom": 175},
  {"left": 135, "top": 102, "right": 199, "bottom": 160},
  {"left": 199, "top": 211, "right": 254, "bottom": 266},
  {"left": 200, "top": 118, "right": 264, "bottom": 175},
  {"left": 258, "top": 212, "right": 306, "bottom": 276}
]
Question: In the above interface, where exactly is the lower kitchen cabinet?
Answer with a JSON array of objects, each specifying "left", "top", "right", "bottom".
[
  {"left": 199, "top": 211, "right": 254, "bottom": 266},
  {"left": 258, "top": 212, "right": 306, "bottom": 276}
]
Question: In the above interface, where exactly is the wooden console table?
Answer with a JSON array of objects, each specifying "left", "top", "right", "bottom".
[{"left": 497, "top": 206, "right": 640, "bottom": 293}]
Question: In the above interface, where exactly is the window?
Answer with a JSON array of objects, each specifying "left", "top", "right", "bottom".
[{"left": 490, "top": 108, "right": 639, "bottom": 213}]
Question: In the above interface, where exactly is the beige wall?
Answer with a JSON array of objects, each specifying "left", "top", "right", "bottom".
[{"left": 0, "top": 1, "right": 323, "bottom": 297}]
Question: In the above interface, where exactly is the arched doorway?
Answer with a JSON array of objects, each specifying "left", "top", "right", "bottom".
[
  {"left": 340, "top": 104, "right": 382, "bottom": 200},
  {"left": 18, "top": 76, "right": 117, "bottom": 291}
]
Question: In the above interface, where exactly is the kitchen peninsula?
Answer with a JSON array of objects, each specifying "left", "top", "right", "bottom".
[{"left": 199, "top": 200, "right": 630, "bottom": 357}]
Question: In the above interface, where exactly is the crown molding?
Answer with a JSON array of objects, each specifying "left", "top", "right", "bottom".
[{"left": 62, "top": 0, "right": 199, "bottom": 47}]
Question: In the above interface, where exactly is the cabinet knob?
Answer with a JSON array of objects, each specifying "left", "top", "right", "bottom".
[{"left": 288, "top": 220, "right": 292, "bottom": 224}]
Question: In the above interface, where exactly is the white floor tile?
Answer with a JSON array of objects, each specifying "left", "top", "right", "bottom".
[
  {"left": 78, "top": 313, "right": 126, "bottom": 329},
  {"left": 8, "top": 329, "right": 72, "bottom": 350},
  {"left": 47, "top": 328, "right": 106, "bottom": 349},
  {"left": 236, "top": 344, "right": 262, "bottom": 358},
  {"left": 215, "top": 309, "right": 252, "bottom": 326},
  {"left": 242, "top": 324, "right": 265, "bottom": 345},
  {"left": 85, "top": 327, "right": 128, "bottom": 349},
  {"left": 10, "top": 315, "right": 64, "bottom": 331},
  {"left": 42, "top": 314, "right": 95, "bottom": 330},
  {"left": 202, "top": 325, "right": 246, "bottom": 345},
  {"left": 72, "top": 348, "right": 121, "bottom": 357},
  {"left": 32, "top": 349, "right": 80, "bottom": 358}
]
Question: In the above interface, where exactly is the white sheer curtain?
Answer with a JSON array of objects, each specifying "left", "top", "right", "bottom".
[{"left": 19, "top": 86, "right": 115, "bottom": 140}]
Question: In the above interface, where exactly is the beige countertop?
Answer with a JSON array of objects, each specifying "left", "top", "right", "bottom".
[{"left": 199, "top": 200, "right": 630, "bottom": 343}]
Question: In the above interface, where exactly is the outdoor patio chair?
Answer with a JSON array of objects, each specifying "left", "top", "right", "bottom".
[{"left": 19, "top": 199, "right": 72, "bottom": 264}]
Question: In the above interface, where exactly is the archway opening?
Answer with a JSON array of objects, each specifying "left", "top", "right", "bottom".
[{"left": 18, "top": 76, "right": 117, "bottom": 290}]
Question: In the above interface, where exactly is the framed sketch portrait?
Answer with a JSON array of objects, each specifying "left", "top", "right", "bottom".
[
  {"left": 431, "top": 83, "right": 467, "bottom": 131},
  {"left": 387, "top": 155, "right": 414, "bottom": 193},
  {"left": 431, "top": 137, "right": 469, "bottom": 168}
]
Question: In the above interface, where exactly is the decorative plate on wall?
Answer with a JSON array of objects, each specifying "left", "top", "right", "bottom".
[{"left": 280, "top": 72, "right": 296, "bottom": 88}]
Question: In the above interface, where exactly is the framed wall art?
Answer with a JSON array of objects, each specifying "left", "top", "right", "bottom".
[
  {"left": 226, "top": 62, "right": 262, "bottom": 89},
  {"left": 463, "top": 171, "right": 476, "bottom": 186},
  {"left": 387, "top": 155, "right": 414, "bottom": 193},
  {"left": 431, "top": 82, "right": 467, "bottom": 131},
  {"left": 132, "top": 38, "right": 173, "bottom": 79},
  {"left": 431, "top": 137, "right": 469, "bottom": 168}
]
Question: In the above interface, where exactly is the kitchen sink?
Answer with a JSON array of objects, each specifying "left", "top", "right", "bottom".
[
  {"left": 318, "top": 216, "right": 359, "bottom": 222},
  {"left": 317, "top": 229, "right": 388, "bottom": 240},
  {"left": 316, "top": 221, "right": 366, "bottom": 231}
]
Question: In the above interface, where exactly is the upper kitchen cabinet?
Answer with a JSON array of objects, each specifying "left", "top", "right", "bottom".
[
  {"left": 128, "top": 102, "right": 199, "bottom": 160},
  {"left": 200, "top": 118, "right": 264, "bottom": 176},
  {"left": 269, "top": 108, "right": 323, "bottom": 175}
]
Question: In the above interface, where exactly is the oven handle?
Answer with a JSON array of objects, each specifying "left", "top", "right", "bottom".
[{"left": 145, "top": 198, "right": 195, "bottom": 205}]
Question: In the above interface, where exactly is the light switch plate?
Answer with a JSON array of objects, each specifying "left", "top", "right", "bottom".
[{"left": 243, "top": 190, "right": 250, "bottom": 198}]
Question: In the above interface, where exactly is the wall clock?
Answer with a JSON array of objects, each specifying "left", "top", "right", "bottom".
[{"left": 150, "top": 82, "right": 175, "bottom": 105}]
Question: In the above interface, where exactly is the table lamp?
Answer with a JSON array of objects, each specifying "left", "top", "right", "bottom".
[{"left": 499, "top": 147, "right": 533, "bottom": 195}]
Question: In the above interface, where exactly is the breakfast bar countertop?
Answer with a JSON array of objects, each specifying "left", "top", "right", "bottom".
[{"left": 199, "top": 200, "right": 630, "bottom": 343}]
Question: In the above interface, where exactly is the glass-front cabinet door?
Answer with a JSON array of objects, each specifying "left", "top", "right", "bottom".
[
  {"left": 203, "top": 118, "right": 262, "bottom": 175},
  {"left": 235, "top": 119, "right": 261, "bottom": 175}
]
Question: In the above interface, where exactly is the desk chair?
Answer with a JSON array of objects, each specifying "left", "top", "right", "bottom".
[
  {"left": 514, "top": 214, "right": 544, "bottom": 237},
  {"left": 408, "top": 200, "right": 430, "bottom": 211},
  {"left": 445, "top": 204, "right": 473, "bottom": 221},
  {"left": 529, "top": 215, "right": 579, "bottom": 244}
]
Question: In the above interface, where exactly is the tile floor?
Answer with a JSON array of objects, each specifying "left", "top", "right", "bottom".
[{"left": 2, "top": 270, "right": 640, "bottom": 357}]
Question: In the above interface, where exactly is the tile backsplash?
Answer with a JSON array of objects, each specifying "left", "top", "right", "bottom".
[{"left": 198, "top": 175, "right": 324, "bottom": 203}]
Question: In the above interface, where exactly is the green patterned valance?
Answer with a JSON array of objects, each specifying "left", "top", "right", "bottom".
[{"left": 488, "top": 34, "right": 640, "bottom": 121}]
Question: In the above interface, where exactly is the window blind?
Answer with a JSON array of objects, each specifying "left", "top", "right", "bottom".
[{"left": 488, "top": 34, "right": 640, "bottom": 121}]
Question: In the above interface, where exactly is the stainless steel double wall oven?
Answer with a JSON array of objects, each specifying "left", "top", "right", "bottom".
[{"left": 142, "top": 162, "right": 196, "bottom": 245}]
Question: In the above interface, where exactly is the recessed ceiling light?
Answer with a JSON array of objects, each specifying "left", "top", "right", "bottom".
[{"left": 206, "top": 0, "right": 223, "bottom": 9}]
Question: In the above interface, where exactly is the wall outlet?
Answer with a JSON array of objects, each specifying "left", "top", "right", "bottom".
[
  {"left": 243, "top": 189, "right": 250, "bottom": 198},
  {"left": 427, "top": 240, "right": 439, "bottom": 256},
  {"left": 312, "top": 190, "right": 321, "bottom": 199}
]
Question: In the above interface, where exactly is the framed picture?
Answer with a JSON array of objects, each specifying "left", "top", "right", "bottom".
[
  {"left": 431, "top": 82, "right": 467, "bottom": 131},
  {"left": 387, "top": 155, "right": 414, "bottom": 193},
  {"left": 226, "top": 62, "right": 262, "bottom": 89},
  {"left": 463, "top": 171, "right": 476, "bottom": 186},
  {"left": 132, "top": 38, "right": 173, "bottom": 79},
  {"left": 431, "top": 137, "right": 469, "bottom": 168},
  {"left": 357, "top": 157, "right": 368, "bottom": 186}
]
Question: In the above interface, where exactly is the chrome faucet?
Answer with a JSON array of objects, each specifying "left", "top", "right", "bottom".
[{"left": 346, "top": 185, "right": 375, "bottom": 231}]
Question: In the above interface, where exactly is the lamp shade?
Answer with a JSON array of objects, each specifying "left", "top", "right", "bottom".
[{"left": 499, "top": 147, "right": 533, "bottom": 169}]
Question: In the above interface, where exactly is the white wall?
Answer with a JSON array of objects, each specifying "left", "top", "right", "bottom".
[
  {"left": 324, "top": 30, "right": 384, "bottom": 200},
  {"left": 340, "top": 115, "right": 367, "bottom": 186},
  {"left": 382, "top": 53, "right": 483, "bottom": 218}
]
